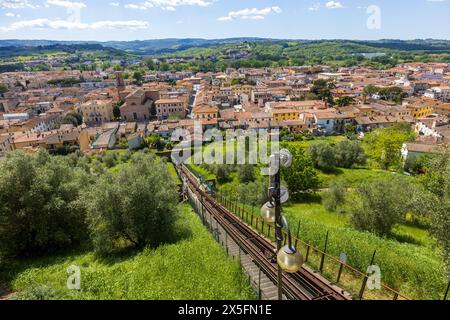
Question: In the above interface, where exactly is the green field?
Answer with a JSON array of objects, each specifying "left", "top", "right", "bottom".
[
  {"left": 0, "top": 204, "right": 255, "bottom": 300},
  {"left": 318, "top": 168, "right": 401, "bottom": 188}
]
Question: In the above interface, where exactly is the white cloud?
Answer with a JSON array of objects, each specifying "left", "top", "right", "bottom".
[
  {"left": 5, "top": 11, "right": 20, "bottom": 17},
  {"left": 125, "top": 0, "right": 213, "bottom": 11},
  {"left": 0, "top": 0, "right": 36, "bottom": 9},
  {"left": 0, "top": 18, "right": 149, "bottom": 32},
  {"left": 325, "top": 1, "right": 343, "bottom": 9},
  {"left": 218, "top": 6, "right": 282, "bottom": 21},
  {"left": 45, "top": 0, "right": 86, "bottom": 9},
  {"left": 109, "top": 1, "right": 120, "bottom": 6}
]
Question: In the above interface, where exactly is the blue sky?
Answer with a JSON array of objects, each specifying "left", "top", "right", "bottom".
[{"left": 0, "top": 0, "right": 449, "bottom": 41}]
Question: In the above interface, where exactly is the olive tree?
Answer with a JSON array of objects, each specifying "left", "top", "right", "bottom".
[
  {"left": 0, "top": 150, "right": 88, "bottom": 258},
  {"left": 347, "top": 177, "right": 413, "bottom": 236},
  {"left": 84, "top": 152, "right": 179, "bottom": 254},
  {"left": 307, "top": 143, "right": 336, "bottom": 172}
]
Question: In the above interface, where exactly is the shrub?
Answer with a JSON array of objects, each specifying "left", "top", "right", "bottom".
[
  {"left": 103, "top": 151, "right": 117, "bottom": 168},
  {"left": 282, "top": 146, "right": 320, "bottom": 200},
  {"left": 346, "top": 177, "right": 414, "bottom": 236},
  {"left": 237, "top": 164, "right": 255, "bottom": 183},
  {"left": 237, "top": 178, "right": 268, "bottom": 207},
  {"left": 323, "top": 180, "right": 347, "bottom": 212},
  {"left": 334, "top": 140, "right": 367, "bottom": 168},
  {"left": 307, "top": 143, "right": 336, "bottom": 171}
]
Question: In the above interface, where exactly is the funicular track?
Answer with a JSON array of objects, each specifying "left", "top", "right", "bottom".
[{"left": 179, "top": 165, "right": 350, "bottom": 301}]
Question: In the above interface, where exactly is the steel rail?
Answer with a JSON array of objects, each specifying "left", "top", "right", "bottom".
[{"left": 180, "top": 165, "right": 349, "bottom": 301}]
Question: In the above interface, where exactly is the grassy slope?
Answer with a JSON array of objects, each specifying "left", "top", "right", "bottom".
[
  {"left": 1, "top": 204, "right": 255, "bottom": 300},
  {"left": 282, "top": 202, "right": 446, "bottom": 300}
]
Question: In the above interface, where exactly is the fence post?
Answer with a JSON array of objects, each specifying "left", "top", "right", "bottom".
[
  {"left": 305, "top": 245, "right": 310, "bottom": 263},
  {"left": 216, "top": 219, "right": 219, "bottom": 242},
  {"left": 225, "top": 232, "right": 229, "bottom": 256},
  {"left": 358, "top": 250, "right": 377, "bottom": 300},
  {"left": 336, "top": 263, "right": 344, "bottom": 284},
  {"left": 294, "top": 221, "right": 301, "bottom": 249},
  {"left": 258, "top": 267, "right": 262, "bottom": 300},
  {"left": 319, "top": 231, "right": 329, "bottom": 273}
]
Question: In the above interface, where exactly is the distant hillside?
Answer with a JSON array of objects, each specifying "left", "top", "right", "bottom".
[
  {"left": 1, "top": 38, "right": 450, "bottom": 56},
  {"left": 0, "top": 43, "right": 130, "bottom": 58}
]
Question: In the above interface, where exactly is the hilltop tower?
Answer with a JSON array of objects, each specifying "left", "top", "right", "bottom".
[{"left": 115, "top": 71, "right": 125, "bottom": 96}]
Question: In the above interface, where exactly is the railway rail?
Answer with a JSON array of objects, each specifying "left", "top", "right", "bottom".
[{"left": 178, "top": 164, "right": 350, "bottom": 301}]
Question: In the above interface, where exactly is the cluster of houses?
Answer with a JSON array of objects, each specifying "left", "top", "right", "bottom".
[{"left": 1, "top": 62, "right": 450, "bottom": 161}]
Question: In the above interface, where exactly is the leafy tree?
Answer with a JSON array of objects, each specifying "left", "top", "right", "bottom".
[
  {"left": 0, "top": 150, "right": 88, "bottom": 258},
  {"left": 419, "top": 152, "right": 450, "bottom": 272},
  {"left": 347, "top": 177, "right": 413, "bottom": 236},
  {"left": 144, "top": 58, "right": 156, "bottom": 70},
  {"left": 237, "top": 164, "right": 255, "bottom": 183},
  {"left": 311, "top": 79, "right": 335, "bottom": 105},
  {"left": 237, "top": 178, "right": 268, "bottom": 207},
  {"left": 145, "top": 134, "right": 164, "bottom": 150},
  {"left": 379, "top": 86, "right": 407, "bottom": 104},
  {"left": 61, "top": 112, "right": 83, "bottom": 126},
  {"left": 215, "top": 165, "right": 232, "bottom": 184},
  {"left": 334, "top": 140, "right": 367, "bottom": 168},
  {"left": 323, "top": 180, "right": 347, "bottom": 212},
  {"left": 103, "top": 151, "right": 117, "bottom": 168},
  {"left": 364, "top": 124, "right": 415, "bottom": 170},
  {"left": 132, "top": 70, "right": 145, "bottom": 85},
  {"left": 307, "top": 143, "right": 336, "bottom": 171},
  {"left": 281, "top": 146, "right": 319, "bottom": 200},
  {"left": 362, "top": 85, "right": 378, "bottom": 103},
  {"left": 113, "top": 102, "right": 123, "bottom": 120},
  {"left": 335, "top": 96, "right": 355, "bottom": 107},
  {"left": 84, "top": 153, "right": 179, "bottom": 254},
  {"left": 404, "top": 154, "right": 430, "bottom": 174}
]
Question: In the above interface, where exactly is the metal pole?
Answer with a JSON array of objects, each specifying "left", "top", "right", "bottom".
[
  {"left": 273, "top": 164, "right": 283, "bottom": 301},
  {"left": 319, "top": 231, "right": 329, "bottom": 274},
  {"left": 359, "top": 250, "right": 377, "bottom": 300}
]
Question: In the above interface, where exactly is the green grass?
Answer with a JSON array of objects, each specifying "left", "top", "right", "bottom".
[
  {"left": 0, "top": 204, "right": 255, "bottom": 300},
  {"left": 185, "top": 163, "right": 216, "bottom": 181},
  {"left": 166, "top": 163, "right": 181, "bottom": 184},
  {"left": 284, "top": 202, "right": 349, "bottom": 228},
  {"left": 281, "top": 201, "right": 447, "bottom": 300},
  {"left": 318, "top": 168, "right": 401, "bottom": 188}
]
